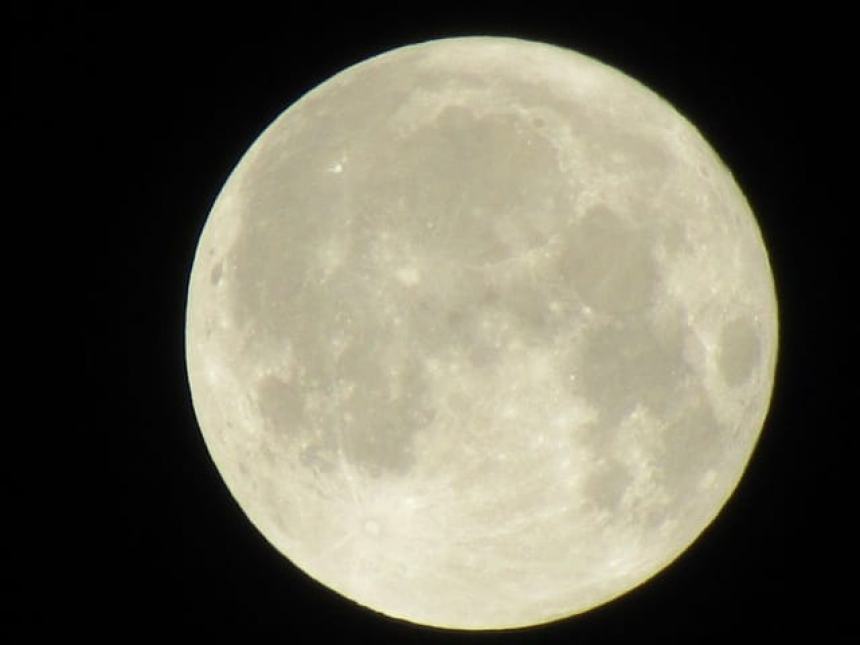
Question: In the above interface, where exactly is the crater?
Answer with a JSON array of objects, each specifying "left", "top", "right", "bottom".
[{"left": 718, "top": 316, "right": 761, "bottom": 386}]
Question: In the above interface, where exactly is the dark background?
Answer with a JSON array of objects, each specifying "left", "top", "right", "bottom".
[{"left": 13, "top": 3, "right": 849, "bottom": 641}]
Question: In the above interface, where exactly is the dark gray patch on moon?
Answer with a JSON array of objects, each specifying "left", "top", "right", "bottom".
[
  {"left": 227, "top": 209, "right": 314, "bottom": 339},
  {"left": 559, "top": 205, "right": 660, "bottom": 314},
  {"left": 386, "top": 105, "right": 575, "bottom": 266},
  {"left": 210, "top": 261, "right": 223, "bottom": 286},
  {"left": 575, "top": 315, "right": 689, "bottom": 428},
  {"left": 333, "top": 351, "right": 435, "bottom": 478},
  {"left": 657, "top": 395, "right": 726, "bottom": 514},
  {"left": 256, "top": 375, "right": 306, "bottom": 435},
  {"left": 718, "top": 317, "right": 761, "bottom": 386}
]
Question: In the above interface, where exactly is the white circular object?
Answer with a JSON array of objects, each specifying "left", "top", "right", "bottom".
[{"left": 185, "top": 36, "right": 778, "bottom": 629}]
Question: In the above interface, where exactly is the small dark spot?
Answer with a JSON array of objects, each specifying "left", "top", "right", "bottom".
[
  {"left": 481, "top": 289, "right": 501, "bottom": 306},
  {"left": 446, "top": 308, "right": 467, "bottom": 330},
  {"left": 260, "top": 443, "right": 277, "bottom": 467},
  {"left": 210, "top": 261, "right": 223, "bottom": 286},
  {"left": 532, "top": 117, "right": 546, "bottom": 128}
]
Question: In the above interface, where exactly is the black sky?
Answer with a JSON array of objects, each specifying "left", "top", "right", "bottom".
[{"left": 12, "top": 4, "right": 850, "bottom": 642}]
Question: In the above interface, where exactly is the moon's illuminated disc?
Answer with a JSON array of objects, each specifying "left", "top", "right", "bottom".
[{"left": 185, "top": 37, "right": 778, "bottom": 629}]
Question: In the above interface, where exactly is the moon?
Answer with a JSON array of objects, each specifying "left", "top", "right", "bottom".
[{"left": 185, "top": 36, "right": 778, "bottom": 630}]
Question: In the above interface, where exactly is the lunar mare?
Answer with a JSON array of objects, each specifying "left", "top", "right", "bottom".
[{"left": 185, "top": 37, "right": 778, "bottom": 629}]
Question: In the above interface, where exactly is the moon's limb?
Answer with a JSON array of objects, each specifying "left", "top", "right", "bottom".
[{"left": 185, "top": 36, "right": 778, "bottom": 630}]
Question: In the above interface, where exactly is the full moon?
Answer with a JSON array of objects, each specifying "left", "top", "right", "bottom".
[{"left": 185, "top": 37, "right": 778, "bottom": 629}]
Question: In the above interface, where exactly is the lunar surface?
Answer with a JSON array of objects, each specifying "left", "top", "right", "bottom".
[{"left": 185, "top": 37, "right": 778, "bottom": 629}]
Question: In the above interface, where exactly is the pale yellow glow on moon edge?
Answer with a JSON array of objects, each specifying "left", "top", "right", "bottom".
[{"left": 185, "top": 37, "right": 778, "bottom": 630}]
